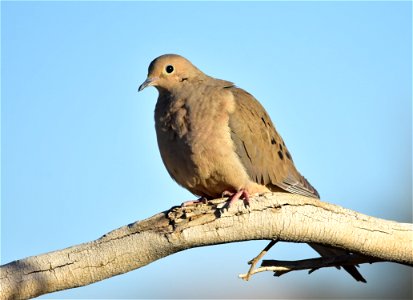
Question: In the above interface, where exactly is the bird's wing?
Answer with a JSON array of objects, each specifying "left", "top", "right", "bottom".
[
  {"left": 227, "top": 86, "right": 367, "bottom": 283},
  {"left": 228, "top": 87, "right": 319, "bottom": 199}
]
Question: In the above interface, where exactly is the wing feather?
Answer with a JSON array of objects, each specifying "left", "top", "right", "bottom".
[{"left": 228, "top": 87, "right": 319, "bottom": 199}]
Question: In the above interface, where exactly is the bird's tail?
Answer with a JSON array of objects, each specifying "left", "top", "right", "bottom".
[{"left": 309, "top": 243, "right": 366, "bottom": 283}]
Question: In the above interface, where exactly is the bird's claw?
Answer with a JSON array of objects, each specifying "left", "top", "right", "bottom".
[
  {"left": 222, "top": 189, "right": 251, "bottom": 210},
  {"left": 181, "top": 197, "right": 208, "bottom": 207}
]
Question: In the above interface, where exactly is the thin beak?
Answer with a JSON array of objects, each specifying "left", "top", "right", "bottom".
[{"left": 138, "top": 77, "right": 158, "bottom": 92}]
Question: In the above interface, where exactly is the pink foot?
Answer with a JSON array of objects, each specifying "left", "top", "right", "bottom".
[
  {"left": 222, "top": 189, "right": 250, "bottom": 208},
  {"left": 181, "top": 197, "right": 208, "bottom": 207}
]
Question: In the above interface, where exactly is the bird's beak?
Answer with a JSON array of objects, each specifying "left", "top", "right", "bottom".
[{"left": 138, "top": 77, "right": 158, "bottom": 92}]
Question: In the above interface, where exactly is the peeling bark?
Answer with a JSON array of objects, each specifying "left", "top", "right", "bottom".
[{"left": 1, "top": 193, "right": 412, "bottom": 299}]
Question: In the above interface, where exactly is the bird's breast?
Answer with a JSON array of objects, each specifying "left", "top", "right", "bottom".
[{"left": 154, "top": 88, "right": 251, "bottom": 197}]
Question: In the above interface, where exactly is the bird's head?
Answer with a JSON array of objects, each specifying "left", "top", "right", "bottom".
[{"left": 138, "top": 54, "right": 202, "bottom": 93}]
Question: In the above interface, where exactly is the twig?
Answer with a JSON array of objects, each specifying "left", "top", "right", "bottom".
[
  {"left": 239, "top": 254, "right": 383, "bottom": 279},
  {"left": 240, "top": 239, "right": 279, "bottom": 281}
]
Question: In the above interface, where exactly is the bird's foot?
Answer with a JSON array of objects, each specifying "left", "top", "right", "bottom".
[
  {"left": 222, "top": 189, "right": 250, "bottom": 208},
  {"left": 181, "top": 197, "right": 208, "bottom": 207}
]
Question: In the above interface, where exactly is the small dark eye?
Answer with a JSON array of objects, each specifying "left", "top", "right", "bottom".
[{"left": 165, "top": 65, "right": 174, "bottom": 73}]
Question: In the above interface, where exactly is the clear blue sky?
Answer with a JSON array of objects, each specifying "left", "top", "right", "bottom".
[{"left": 2, "top": 1, "right": 412, "bottom": 298}]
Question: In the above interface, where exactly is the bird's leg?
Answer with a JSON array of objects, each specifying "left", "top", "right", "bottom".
[
  {"left": 222, "top": 189, "right": 251, "bottom": 207},
  {"left": 181, "top": 197, "right": 208, "bottom": 207},
  {"left": 182, "top": 190, "right": 251, "bottom": 208}
]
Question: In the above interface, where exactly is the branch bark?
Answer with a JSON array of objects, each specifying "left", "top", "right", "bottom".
[{"left": 1, "top": 192, "right": 412, "bottom": 299}]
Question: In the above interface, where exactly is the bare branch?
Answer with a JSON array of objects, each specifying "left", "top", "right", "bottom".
[
  {"left": 1, "top": 192, "right": 412, "bottom": 299},
  {"left": 240, "top": 253, "right": 384, "bottom": 280},
  {"left": 241, "top": 239, "right": 279, "bottom": 281}
]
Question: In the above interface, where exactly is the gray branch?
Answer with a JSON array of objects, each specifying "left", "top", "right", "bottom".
[{"left": 1, "top": 192, "right": 412, "bottom": 299}]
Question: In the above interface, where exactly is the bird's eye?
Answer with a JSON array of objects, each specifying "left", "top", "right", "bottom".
[{"left": 165, "top": 65, "right": 174, "bottom": 74}]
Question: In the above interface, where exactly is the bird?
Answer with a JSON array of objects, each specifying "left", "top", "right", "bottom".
[{"left": 138, "top": 54, "right": 366, "bottom": 282}]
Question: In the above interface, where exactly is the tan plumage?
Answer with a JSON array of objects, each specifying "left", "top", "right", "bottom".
[
  {"left": 228, "top": 87, "right": 319, "bottom": 198},
  {"left": 139, "top": 54, "right": 365, "bottom": 282}
]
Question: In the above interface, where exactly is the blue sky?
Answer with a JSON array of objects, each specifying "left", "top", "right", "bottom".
[{"left": 2, "top": 1, "right": 412, "bottom": 298}]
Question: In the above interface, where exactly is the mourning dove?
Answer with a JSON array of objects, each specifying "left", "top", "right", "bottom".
[{"left": 139, "top": 54, "right": 366, "bottom": 282}]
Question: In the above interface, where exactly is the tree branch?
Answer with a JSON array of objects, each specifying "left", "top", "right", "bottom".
[
  {"left": 1, "top": 192, "right": 412, "bottom": 299},
  {"left": 240, "top": 252, "right": 383, "bottom": 280}
]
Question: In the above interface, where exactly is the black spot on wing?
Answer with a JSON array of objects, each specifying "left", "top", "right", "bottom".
[
  {"left": 286, "top": 151, "right": 292, "bottom": 160},
  {"left": 278, "top": 150, "right": 284, "bottom": 160},
  {"left": 261, "top": 117, "right": 267, "bottom": 127}
]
